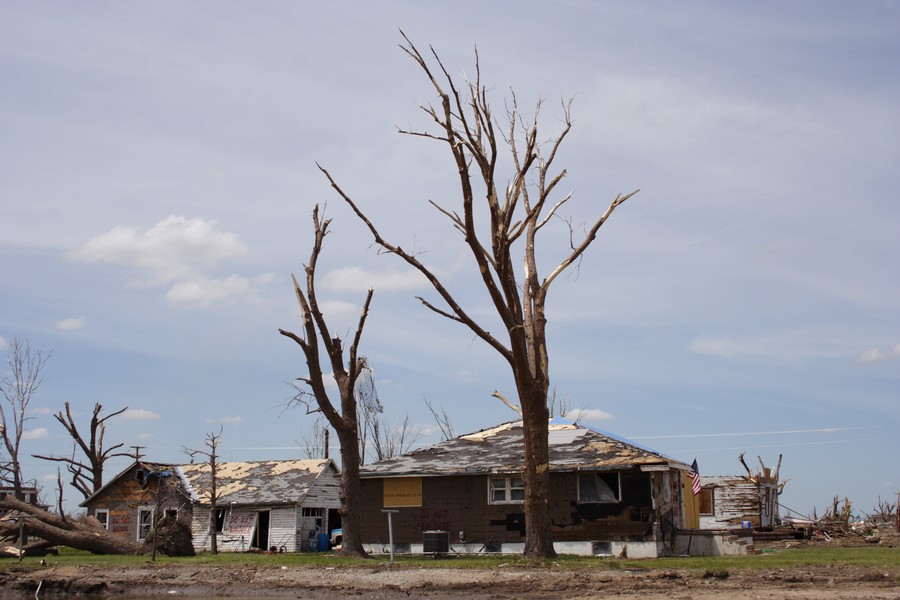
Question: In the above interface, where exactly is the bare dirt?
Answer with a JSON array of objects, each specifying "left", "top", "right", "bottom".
[
  {"left": 0, "top": 560, "right": 897, "bottom": 599},
  {"left": 1, "top": 534, "right": 898, "bottom": 599}
]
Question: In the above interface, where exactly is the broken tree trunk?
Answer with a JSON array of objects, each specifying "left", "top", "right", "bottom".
[{"left": 0, "top": 496, "right": 142, "bottom": 555}]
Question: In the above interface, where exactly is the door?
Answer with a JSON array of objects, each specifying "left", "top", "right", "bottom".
[{"left": 254, "top": 510, "right": 270, "bottom": 551}]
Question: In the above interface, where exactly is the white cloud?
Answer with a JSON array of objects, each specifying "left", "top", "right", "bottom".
[
  {"left": 23, "top": 427, "right": 49, "bottom": 440},
  {"left": 67, "top": 216, "right": 269, "bottom": 306},
  {"left": 0, "top": 337, "right": 6, "bottom": 351},
  {"left": 137, "top": 433, "right": 154, "bottom": 440},
  {"left": 206, "top": 416, "right": 245, "bottom": 425},
  {"left": 322, "top": 266, "right": 427, "bottom": 293},
  {"left": 566, "top": 408, "right": 614, "bottom": 423},
  {"left": 858, "top": 344, "right": 900, "bottom": 363},
  {"left": 166, "top": 275, "right": 252, "bottom": 306},
  {"left": 122, "top": 408, "right": 161, "bottom": 420},
  {"left": 56, "top": 317, "right": 88, "bottom": 331},
  {"left": 68, "top": 215, "right": 247, "bottom": 281},
  {"left": 31, "top": 406, "right": 53, "bottom": 415},
  {"left": 319, "top": 300, "right": 364, "bottom": 321},
  {"left": 41, "top": 473, "right": 58, "bottom": 482}
]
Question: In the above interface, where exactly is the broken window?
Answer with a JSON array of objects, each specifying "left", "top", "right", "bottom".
[
  {"left": 699, "top": 487, "right": 715, "bottom": 515},
  {"left": 137, "top": 507, "right": 153, "bottom": 541},
  {"left": 95, "top": 509, "right": 110, "bottom": 530},
  {"left": 488, "top": 476, "right": 525, "bottom": 504},
  {"left": 578, "top": 472, "right": 621, "bottom": 503}
]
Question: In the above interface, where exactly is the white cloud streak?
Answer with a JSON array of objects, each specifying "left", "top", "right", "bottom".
[
  {"left": 858, "top": 344, "right": 900, "bottom": 363},
  {"left": 56, "top": 317, "right": 88, "bottom": 331},
  {"left": 23, "top": 428, "right": 49, "bottom": 440},
  {"left": 122, "top": 408, "right": 161, "bottom": 421},
  {"left": 634, "top": 427, "right": 858, "bottom": 441},
  {"left": 322, "top": 266, "right": 427, "bottom": 293}
]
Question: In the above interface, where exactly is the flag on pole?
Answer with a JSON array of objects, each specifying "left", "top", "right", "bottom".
[{"left": 688, "top": 459, "right": 701, "bottom": 496}]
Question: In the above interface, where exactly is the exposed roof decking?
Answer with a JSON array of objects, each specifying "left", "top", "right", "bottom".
[
  {"left": 178, "top": 459, "right": 333, "bottom": 506},
  {"left": 361, "top": 419, "right": 687, "bottom": 478}
]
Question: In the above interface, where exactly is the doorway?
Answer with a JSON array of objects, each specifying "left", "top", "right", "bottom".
[{"left": 254, "top": 510, "right": 270, "bottom": 551}]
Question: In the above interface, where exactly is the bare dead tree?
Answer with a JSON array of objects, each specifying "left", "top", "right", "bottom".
[
  {"left": 33, "top": 402, "right": 131, "bottom": 499},
  {"left": 0, "top": 336, "right": 52, "bottom": 498},
  {"left": 369, "top": 413, "right": 423, "bottom": 462},
  {"left": 355, "top": 358, "right": 382, "bottom": 466},
  {"left": 547, "top": 388, "right": 588, "bottom": 423},
  {"left": 278, "top": 205, "right": 373, "bottom": 557},
  {"left": 297, "top": 415, "right": 329, "bottom": 459},
  {"left": 425, "top": 397, "right": 455, "bottom": 441},
  {"left": 183, "top": 428, "right": 223, "bottom": 555},
  {"left": 322, "top": 32, "right": 638, "bottom": 558}
]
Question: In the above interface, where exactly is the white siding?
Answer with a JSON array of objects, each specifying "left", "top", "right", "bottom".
[{"left": 269, "top": 506, "right": 299, "bottom": 552}]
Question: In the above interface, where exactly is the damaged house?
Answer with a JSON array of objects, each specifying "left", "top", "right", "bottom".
[
  {"left": 82, "top": 459, "right": 341, "bottom": 553},
  {"left": 81, "top": 462, "right": 188, "bottom": 543},
  {"left": 357, "top": 418, "right": 737, "bottom": 557},
  {"left": 180, "top": 458, "right": 341, "bottom": 553},
  {"left": 697, "top": 455, "right": 784, "bottom": 530}
]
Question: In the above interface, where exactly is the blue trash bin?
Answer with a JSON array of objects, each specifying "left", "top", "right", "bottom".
[{"left": 317, "top": 532, "right": 330, "bottom": 552}]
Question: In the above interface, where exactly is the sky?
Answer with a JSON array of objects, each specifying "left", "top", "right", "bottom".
[{"left": 1, "top": 1, "right": 897, "bottom": 520}]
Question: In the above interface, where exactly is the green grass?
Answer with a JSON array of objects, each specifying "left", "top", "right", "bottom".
[{"left": 3, "top": 546, "right": 898, "bottom": 572}]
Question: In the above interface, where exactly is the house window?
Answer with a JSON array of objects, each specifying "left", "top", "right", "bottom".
[
  {"left": 137, "top": 508, "right": 154, "bottom": 541},
  {"left": 95, "top": 509, "right": 110, "bottom": 530},
  {"left": 165, "top": 508, "right": 178, "bottom": 519},
  {"left": 488, "top": 476, "right": 525, "bottom": 504},
  {"left": 578, "top": 472, "right": 621, "bottom": 503},
  {"left": 699, "top": 487, "right": 715, "bottom": 515},
  {"left": 213, "top": 508, "right": 226, "bottom": 533}
]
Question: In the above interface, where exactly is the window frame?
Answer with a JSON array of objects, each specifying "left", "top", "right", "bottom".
[
  {"left": 577, "top": 472, "right": 622, "bottom": 504},
  {"left": 137, "top": 507, "right": 154, "bottom": 541},
  {"left": 95, "top": 509, "right": 110, "bottom": 530},
  {"left": 699, "top": 486, "right": 715, "bottom": 516},
  {"left": 487, "top": 476, "right": 525, "bottom": 505}
]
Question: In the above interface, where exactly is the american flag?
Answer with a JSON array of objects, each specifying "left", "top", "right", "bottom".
[{"left": 688, "top": 459, "right": 701, "bottom": 496}]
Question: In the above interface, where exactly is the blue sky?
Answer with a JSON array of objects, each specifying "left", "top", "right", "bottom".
[{"left": 1, "top": 1, "right": 897, "bottom": 519}]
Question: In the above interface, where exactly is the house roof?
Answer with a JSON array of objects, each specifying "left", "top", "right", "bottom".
[
  {"left": 79, "top": 461, "right": 183, "bottom": 507},
  {"left": 177, "top": 458, "right": 336, "bottom": 506},
  {"left": 360, "top": 418, "right": 689, "bottom": 478}
]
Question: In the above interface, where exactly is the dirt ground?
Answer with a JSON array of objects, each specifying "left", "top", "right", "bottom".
[
  {"left": 0, "top": 560, "right": 897, "bottom": 599},
  {"left": 1, "top": 534, "right": 898, "bottom": 599}
]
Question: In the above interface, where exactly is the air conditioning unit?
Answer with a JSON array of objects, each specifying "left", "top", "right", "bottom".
[{"left": 422, "top": 530, "right": 449, "bottom": 554}]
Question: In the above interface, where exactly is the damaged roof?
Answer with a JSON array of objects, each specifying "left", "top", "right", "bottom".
[
  {"left": 177, "top": 459, "right": 336, "bottom": 506},
  {"left": 361, "top": 418, "right": 688, "bottom": 478}
]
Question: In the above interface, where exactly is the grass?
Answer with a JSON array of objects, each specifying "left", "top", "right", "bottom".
[{"left": 3, "top": 546, "right": 898, "bottom": 572}]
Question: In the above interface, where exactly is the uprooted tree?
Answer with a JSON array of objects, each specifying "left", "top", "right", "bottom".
[
  {"left": 0, "top": 495, "right": 142, "bottom": 555},
  {"left": 323, "top": 32, "right": 638, "bottom": 558},
  {"left": 32, "top": 402, "right": 131, "bottom": 499},
  {"left": 278, "top": 205, "right": 373, "bottom": 557}
]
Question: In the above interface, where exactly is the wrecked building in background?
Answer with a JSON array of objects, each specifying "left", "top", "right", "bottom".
[
  {"left": 81, "top": 461, "right": 189, "bottom": 543},
  {"left": 697, "top": 454, "right": 785, "bottom": 530},
  {"left": 82, "top": 459, "right": 341, "bottom": 553},
  {"left": 358, "top": 418, "right": 741, "bottom": 557},
  {"left": 180, "top": 458, "right": 341, "bottom": 553}
]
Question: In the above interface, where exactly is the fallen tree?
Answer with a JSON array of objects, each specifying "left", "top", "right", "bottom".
[{"left": 0, "top": 496, "right": 141, "bottom": 555}]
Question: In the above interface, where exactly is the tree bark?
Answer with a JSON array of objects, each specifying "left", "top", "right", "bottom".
[{"left": 0, "top": 496, "right": 142, "bottom": 555}]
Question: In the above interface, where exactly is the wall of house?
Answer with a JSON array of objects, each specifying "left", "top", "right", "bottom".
[
  {"left": 191, "top": 506, "right": 301, "bottom": 552},
  {"left": 83, "top": 467, "right": 189, "bottom": 543},
  {"left": 699, "top": 476, "right": 778, "bottom": 529},
  {"left": 359, "top": 469, "right": 657, "bottom": 548}
]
